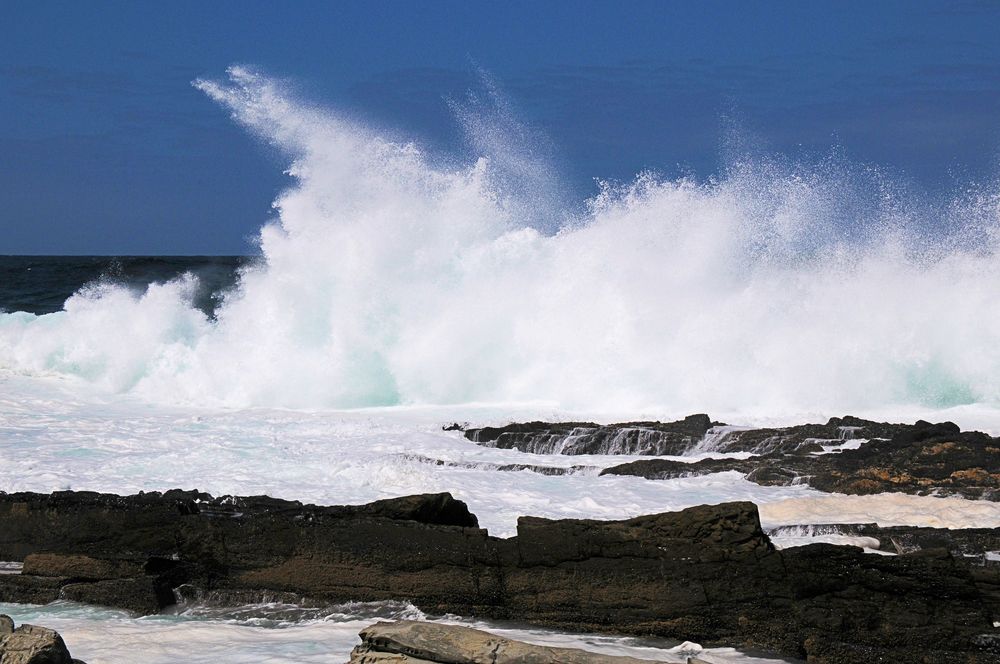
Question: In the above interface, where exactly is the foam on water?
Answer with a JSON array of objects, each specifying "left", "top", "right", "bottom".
[
  {"left": 758, "top": 492, "right": 1000, "bottom": 530},
  {"left": 0, "top": 374, "right": 804, "bottom": 537},
  {"left": 1, "top": 66, "right": 1000, "bottom": 415},
  {"left": 3, "top": 374, "right": 1000, "bottom": 539},
  {"left": 0, "top": 601, "right": 791, "bottom": 664},
  {"left": 767, "top": 525, "right": 887, "bottom": 553}
]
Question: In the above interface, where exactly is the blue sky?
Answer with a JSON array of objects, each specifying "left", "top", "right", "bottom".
[{"left": 2, "top": 0, "right": 1000, "bottom": 254}]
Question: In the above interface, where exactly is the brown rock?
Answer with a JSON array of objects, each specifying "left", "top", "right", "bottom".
[
  {"left": 348, "top": 620, "right": 662, "bottom": 664},
  {"left": 603, "top": 418, "right": 1000, "bottom": 500},
  {"left": 0, "top": 623, "right": 73, "bottom": 664},
  {"left": 21, "top": 554, "right": 141, "bottom": 581}
]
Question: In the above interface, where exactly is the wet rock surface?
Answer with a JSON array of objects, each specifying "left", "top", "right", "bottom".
[
  {"left": 0, "top": 490, "right": 998, "bottom": 662},
  {"left": 693, "top": 416, "right": 912, "bottom": 456},
  {"left": 460, "top": 415, "right": 907, "bottom": 457},
  {"left": 0, "top": 615, "right": 84, "bottom": 664},
  {"left": 463, "top": 414, "right": 716, "bottom": 455},
  {"left": 600, "top": 418, "right": 1000, "bottom": 500}
]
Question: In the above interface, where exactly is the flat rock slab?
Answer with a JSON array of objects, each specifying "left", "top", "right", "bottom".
[{"left": 349, "top": 620, "right": 665, "bottom": 664}]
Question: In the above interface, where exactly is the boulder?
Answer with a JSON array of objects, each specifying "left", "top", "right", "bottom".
[
  {"left": 0, "top": 618, "right": 80, "bottom": 664},
  {"left": 348, "top": 620, "right": 662, "bottom": 663}
]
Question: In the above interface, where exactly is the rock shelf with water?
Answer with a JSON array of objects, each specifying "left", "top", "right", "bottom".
[
  {"left": 600, "top": 419, "right": 999, "bottom": 500},
  {"left": 0, "top": 490, "right": 998, "bottom": 662}
]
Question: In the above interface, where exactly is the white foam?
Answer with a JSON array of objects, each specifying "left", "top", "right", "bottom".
[
  {"left": 767, "top": 525, "right": 886, "bottom": 554},
  {"left": 759, "top": 493, "right": 1000, "bottom": 530},
  {"left": 2, "top": 376, "right": 997, "bottom": 538},
  {"left": 812, "top": 438, "right": 869, "bottom": 455},
  {"left": 0, "top": 376, "right": 817, "bottom": 538}
]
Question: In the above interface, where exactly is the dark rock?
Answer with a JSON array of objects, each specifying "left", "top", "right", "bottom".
[
  {"left": 464, "top": 414, "right": 714, "bottom": 455},
  {"left": 464, "top": 414, "right": 912, "bottom": 457},
  {"left": 0, "top": 490, "right": 996, "bottom": 663},
  {"left": 972, "top": 632, "right": 1000, "bottom": 654},
  {"left": 782, "top": 543, "right": 988, "bottom": 657},
  {"left": 22, "top": 554, "right": 142, "bottom": 581},
  {"left": 698, "top": 415, "right": 911, "bottom": 455},
  {"left": 804, "top": 420, "right": 999, "bottom": 499},
  {"left": 357, "top": 493, "right": 479, "bottom": 528},
  {"left": 0, "top": 574, "right": 65, "bottom": 605},
  {"left": 0, "top": 619, "right": 77, "bottom": 664},
  {"left": 0, "top": 491, "right": 482, "bottom": 614},
  {"left": 603, "top": 419, "right": 1000, "bottom": 500},
  {"left": 600, "top": 456, "right": 751, "bottom": 479},
  {"left": 60, "top": 577, "right": 175, "bottom": 615}
]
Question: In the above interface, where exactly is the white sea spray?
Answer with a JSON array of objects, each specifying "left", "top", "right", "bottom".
[{"left": 1, "top": 67, "right": 1000, "bottom": 414}]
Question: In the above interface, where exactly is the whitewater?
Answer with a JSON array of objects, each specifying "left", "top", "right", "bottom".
[{"left": 3, "top": 67, "right": 1000, "bottom": 662}]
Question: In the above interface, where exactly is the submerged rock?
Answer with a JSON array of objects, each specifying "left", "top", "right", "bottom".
[
  {"left": 0, "top": 616, "right": 84, "bottom": 664},
  {"left": 348, "top": 620, "right": 664, "bottom": 663}
]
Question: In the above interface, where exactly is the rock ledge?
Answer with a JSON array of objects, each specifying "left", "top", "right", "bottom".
[{"left": 348, "top": 620, "right": 672, "bottom": 663}]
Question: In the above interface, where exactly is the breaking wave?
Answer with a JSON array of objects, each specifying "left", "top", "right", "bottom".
[{"left": 2, "top": 66, "right": 1000, "bottom": 414}]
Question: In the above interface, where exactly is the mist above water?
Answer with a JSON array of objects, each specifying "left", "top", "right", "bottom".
[{"left": 2, "top": 66, "right": 1000, "bottom": 415}]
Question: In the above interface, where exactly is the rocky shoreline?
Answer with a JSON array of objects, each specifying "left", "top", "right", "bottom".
[
  {"left": 1, "top": 415, "right": 998, "bottom": 662},
  {"left": 0, "top": 488, "right": 998, "bottom": 662},
  {"left": 1, "top": 614, "right": 713, "bottom": 664},
  {"left": 462, "top": 416, "right": 999, "bottom": 500}
]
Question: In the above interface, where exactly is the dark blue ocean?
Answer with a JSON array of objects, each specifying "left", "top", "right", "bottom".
[{"left": 0, "top": 256, "right": 249, "bottom": 316}]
